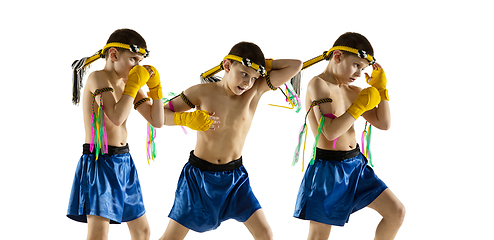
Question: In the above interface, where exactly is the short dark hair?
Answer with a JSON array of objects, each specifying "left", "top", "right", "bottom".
[
  {"left": 330, "top": 32, "right": 373, "bottom": 59},
  {"left": 228, "top": 42, "right": 265, "bottom": 67},
  {"left": 104, "top": 28, "right": 147, "bottom": 58}
]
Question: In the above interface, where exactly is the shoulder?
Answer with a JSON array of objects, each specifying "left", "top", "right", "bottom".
[
  {"left": 307, "top": 76, "right": 331, "bottom": 96},
  {"left": 183, "top": 82, "right": 218, "bottom": 106},
  {"left": 86, "top": 70, "right": 111, "bottom": 92},
  {"left": 184, "top": 82, "right": 216, "bottom": 96},
  {"left": 347, "top": 84, "right": 362, "bottom": 92}
]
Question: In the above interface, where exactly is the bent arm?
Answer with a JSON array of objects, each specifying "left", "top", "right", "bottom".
[
  {"left": 309, "top": 78, "right": 356, "bottom": 141},
  {"left": 258, "top": 59, "right": 302, "bottom": 93},
  {"left": 362, "top": 100, "right": 390, "bottom": 130},
  {"left": 87, "top": 72, "right": 133, "bottom": 126},
  {"left": 163, "top": 86, "right": 197, "bottom": 126},
  {"left": 135, "top": 90, "right": 164, "bottom": 128},
  {"left": 163, "top": 98, "right": 192, "bottom": 126}
]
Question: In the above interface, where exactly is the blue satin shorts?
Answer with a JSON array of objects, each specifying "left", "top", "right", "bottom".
[
  {"left": 294, "top": 145, "right": 387, "bottom": 226},
  {"left": 168, "top": 151, "right": 261, "bottom": 232},
  {"left": 67, "top": 144, "right": 146, "bottom": 224}
]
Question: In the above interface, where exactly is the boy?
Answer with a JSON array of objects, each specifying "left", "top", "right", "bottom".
[
  {"left": 293, "top": 32, "right": 405, "bottom": 240},
  {"left": 159, "top": 42, "right": 302, "bottom": 240},
  {"left": 67, "top": 28, "right": 164, "bottom": 240}
]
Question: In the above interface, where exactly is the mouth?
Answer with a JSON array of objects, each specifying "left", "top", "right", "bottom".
[
  {"left": 238, "top": 86, "right": 246, "bottom": 91},
  {"left": 350, "top": 78, "right": 356, "bottom": 82}
]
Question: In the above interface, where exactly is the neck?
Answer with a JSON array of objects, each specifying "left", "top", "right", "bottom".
[
  {"left": 218, "top": 75, "right": 237, "bottom": 97},
  {"left": 103, "top": 62, "right": 125, "bottom": 85},
  {"left": 320, "top": 63, "right": 341, "bottom": 86}
]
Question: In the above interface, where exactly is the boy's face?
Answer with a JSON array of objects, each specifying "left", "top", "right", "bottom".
[
  {"left": 225, "top": 60, "right": 262, "bottom": 95},
  {"left": 335, "top": 52, "right": 369, "bottom": 84},
  {"left": 111, "top": 48, "right": 144, "bottom": 79}
]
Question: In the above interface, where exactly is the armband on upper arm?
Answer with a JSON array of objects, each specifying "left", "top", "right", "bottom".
[
  {"left": 265, "top": 73, "right": 277, "bottom": 91},
  {"left": 134, "top": 98, "right": 151, "bottom": 110},
  {"left": 180, "top": 92, "right": 196, "bottom": 109}
]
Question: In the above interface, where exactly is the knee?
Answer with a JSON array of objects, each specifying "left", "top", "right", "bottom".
[
  {"left": 133, "top": 225, "right": 151, "bottom": 240},
  {"left": 254, "top": 227, "right": 273, "bottom": 240},
  {"left": 393, "top": 202, "right": 406, "bottom": 226}
]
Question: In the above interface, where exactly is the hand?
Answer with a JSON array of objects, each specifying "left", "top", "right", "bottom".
[
  {"left": 143, "top": 65, "right": 162, "bottom": 100},
  {"left": 365, "top": 63, "right": 389, "bottom": 101},
  {"left": 207, "top": 112, "right": 220, "bottom": 130},
  {"left": 346, "top": 87, "right": 381, "bottom": 119},
  {"left": 123, "top": 65, "right": 150, "bottom": 98},
  {"left": 174, "top": 110, "right": 217, "bottom": 131}
]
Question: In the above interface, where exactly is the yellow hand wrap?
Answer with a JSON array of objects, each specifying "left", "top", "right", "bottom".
[
  {"left": 144, "top": 65, "right": 163, "bottom": 100},
  {"left": 265, "top": 58, "right": 273, "bottom": 72},
  {"left": 123, "top": 65, "right": 150, "bottom": 98},
  {"left": 346, "top": 87, "right": 381, "bottom": 119},
  {"left": 173, "top": 110, "right": 214, "bottom": 131},
  {"left": 365, "top": 68, "right": 389, "bottom": 101}
]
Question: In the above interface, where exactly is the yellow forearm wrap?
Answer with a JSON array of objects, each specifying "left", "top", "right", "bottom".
[{"left": 173, "top": 110, "right": 213, "bottom": 131}]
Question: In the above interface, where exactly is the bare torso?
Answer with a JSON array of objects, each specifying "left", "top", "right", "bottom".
[
  {"left": 192, "top": 82, "right": 262, "bottom": 164},
  {"left": 306, "top": 76, "right": 361, "bottom": 151},
  {"left": 83, "top": 71, "right": 128, "bottom": 147}
]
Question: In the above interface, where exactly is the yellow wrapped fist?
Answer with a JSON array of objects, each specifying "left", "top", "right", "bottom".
[{"left": 346, "top": 87, "right": 381, "bottom": 119}]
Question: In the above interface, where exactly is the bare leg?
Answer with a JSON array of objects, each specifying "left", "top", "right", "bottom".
[
  {"left": 86, "top": 215, "right": 110, "bottom": 240},
  {"left": 243, "top": 209, "right": 273, "bottom": 240},
  {"left": 307, "top": 221, "right": 332, "bottom": 240},
  {"left": 127, "top": 214, "right": 151, "bottom": 240},
  {"left": 367, "top": 188, "right": 406, "bottom": 240},
  {"left": 158, "top": 219, "right": 189, "bottom": 240}
]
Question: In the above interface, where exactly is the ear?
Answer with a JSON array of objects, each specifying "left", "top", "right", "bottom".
[
  {"left": 223, "top": 59, "right": 233, "bottom": 73},
  {"left": 333, "top": 50, "right": 343, "bottom": 63},
  {"left": 108, "top": 47, "right": 118, "bottom": 62}
]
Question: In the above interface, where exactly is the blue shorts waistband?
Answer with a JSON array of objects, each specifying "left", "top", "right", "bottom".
[
  {"left": 315, "top": 144, "right": 360, "bottom": 161},
  {"left": 188, "top": 151, "right": 242, "bottom": 171},
  {"left": 82, "top": 144, "right": 129, "bottom": 155}
]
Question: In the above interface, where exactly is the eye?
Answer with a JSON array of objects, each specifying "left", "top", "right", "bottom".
[{"left": 242, "top": 72, "right": 248, "bottom": 77}]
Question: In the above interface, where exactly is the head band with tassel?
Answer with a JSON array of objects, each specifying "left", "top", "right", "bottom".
[
  {"left": 71, "top": 42, "right": 150, "bottom": 105},
  {"left": 301, "top": 46, "right": 375, "bottom": 72},
  {"left": 200, "top": 55, "right": 267, "bottom": 83}
]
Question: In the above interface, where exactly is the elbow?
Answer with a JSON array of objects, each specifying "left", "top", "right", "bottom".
[
  {"left": 150, "top": 121, "right": 164, "bottom": 128},
  {"left": 376, "top": 121, "right": 391, "bottom": 131},
  {"left": 110, "top": 117, "right": 126, "bottom": 127},
  {"left": 323, "top": 130, "right": 339, "bottom": 142},
  {"left": 294, "top": 59, "right": 303, "bottom": 71}
]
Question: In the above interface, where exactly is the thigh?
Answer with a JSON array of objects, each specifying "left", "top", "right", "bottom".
[
  {"left": 159, "top": 219, "right": 189, "bottom": 240},
  {"left": 308, "top": 221, "right": 332, "bottom": 240},
  {"left": 87, "top": 215, "right": 110, "bottom": 239},
  {"left": 367, "top": 188, "right": 404, "bottom": 218},
  {"left": 243, "top": 209, "right": 273, "bottom": 239}
]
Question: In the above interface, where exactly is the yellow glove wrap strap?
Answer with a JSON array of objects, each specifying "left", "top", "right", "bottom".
[
  {"left": 365, "top": 68, "right": 388, "bottom": 101},
  {"left": 123, "top": 65, "right": 150, "bottom": 98},
  {"left": 144, "top": 65, "right": 163, "bottom": 100},
  {"left": 173, "top": 110, "right": 213, "bottom": 131},
  {"left": 346, "top": 87, "right": 381, "bottom": 119}
]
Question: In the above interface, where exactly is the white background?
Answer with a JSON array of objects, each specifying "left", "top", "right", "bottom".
[{"left": 1, "top": 0, "right": 493, "bottom": 239}]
